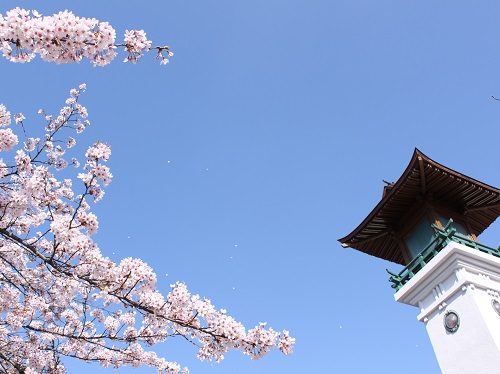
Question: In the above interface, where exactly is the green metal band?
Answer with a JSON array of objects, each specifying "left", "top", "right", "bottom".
[{"left": 387, "top": 219, "right": 500, "bottom": 292}]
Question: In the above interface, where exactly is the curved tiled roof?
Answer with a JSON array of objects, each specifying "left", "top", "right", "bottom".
[{"left": 338, "top": 149, "right": 500, "bottom": 265}]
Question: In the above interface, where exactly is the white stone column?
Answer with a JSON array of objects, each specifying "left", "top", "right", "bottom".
[{"left": 395, "top": 241, "right": 500, "bottom": 374}]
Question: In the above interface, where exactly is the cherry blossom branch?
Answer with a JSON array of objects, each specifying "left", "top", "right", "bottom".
[
  {"left": 0, "top": 86, "right": 294, "bottom": 373},
  {"left": 0, "top": 8, "right": 173, "bottom": 66},
  {"left": 0, "top": 228, "right": 242, "bottom": 342}
]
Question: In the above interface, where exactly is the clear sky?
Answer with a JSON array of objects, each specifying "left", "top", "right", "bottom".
[{"left": 2, "top": 1, "right": 500, "bottom": 373}]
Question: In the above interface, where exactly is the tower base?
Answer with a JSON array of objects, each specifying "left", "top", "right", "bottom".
[{"left": 395, "top": 241, "right": 500, "bottom": 373}]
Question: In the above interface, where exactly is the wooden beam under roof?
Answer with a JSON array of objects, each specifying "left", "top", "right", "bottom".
[{"left": 418, "top": 155, "right": 426, "bottom": 196}]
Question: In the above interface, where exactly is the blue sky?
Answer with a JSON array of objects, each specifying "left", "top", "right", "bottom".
[{"left": 2, "top": 1, "right": 500, "bottom": 373}]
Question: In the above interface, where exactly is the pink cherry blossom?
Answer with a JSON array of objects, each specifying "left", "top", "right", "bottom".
[
  {"left": 0, "top": 128, "right": 18, "bottom": 151},
  {"left": 14, "top": 113, "right": 25, "bottom": 124},
  {"left": 0, "top": 104, "right": 11, "bottom": 127},
  {"left": 0, "top": 86, "right": 294, "bottom": 373},
  {"left": 0, "top": 8, "right": 173, "bottom": 66}
]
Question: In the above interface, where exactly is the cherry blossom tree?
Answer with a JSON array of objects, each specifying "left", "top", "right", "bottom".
[
  {"left": 0, "top": 85, "right": 294, "bottom": 373},
  {"left": 0, "top": 7, "right": 295, "bottom": 373},
  {"left": 0, "top": 8, "right": 172, "bottom": 65}
]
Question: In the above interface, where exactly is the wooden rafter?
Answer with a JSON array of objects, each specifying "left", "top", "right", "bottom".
[
  {"left": 464, "top": 202, "right": 500, "bottom": 214},
  {"left": 418, "top": 156, "right": 426, "bottom": 196},
  {"left": 341, "top": 229, "right": 392, "bottom": 248}
]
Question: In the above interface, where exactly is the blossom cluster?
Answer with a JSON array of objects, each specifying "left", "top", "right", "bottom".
[
  {"left": 0, "top": 8, "right": 173, "bottom": 66},
  {"left": 0, "top": 87, "right": 293, "bottom": 373}
]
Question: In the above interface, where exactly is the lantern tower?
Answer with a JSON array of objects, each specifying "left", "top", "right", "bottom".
[{"left": 339, "top": 149, "right": 500, "bottom": 373}]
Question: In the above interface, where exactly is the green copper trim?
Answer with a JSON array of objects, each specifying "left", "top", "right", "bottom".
[{"left": 387, "top": 219, "right": 500, "bottom": 292}]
